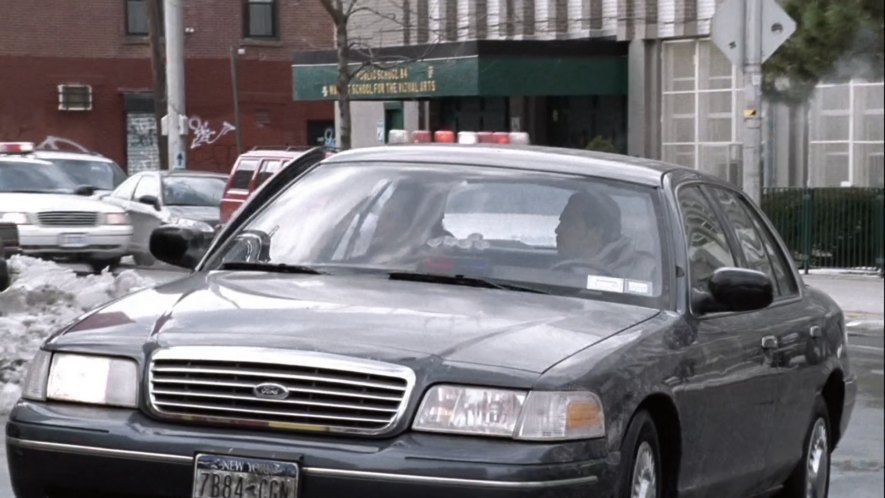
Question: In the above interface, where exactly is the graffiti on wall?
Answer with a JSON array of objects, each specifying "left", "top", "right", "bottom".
[
  {"left": 126, "top": 113, "right": 160, "bottom": 173},
  {"left": 37, "top": 136, "right": 91, "bottom": 153},
  {"left": 188, "top": 116, "right": 236, "bottom": 150}
]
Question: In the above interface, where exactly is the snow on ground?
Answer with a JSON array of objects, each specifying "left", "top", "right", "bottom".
[{"left": 0, "top": 256, "right": 154, "bottom": 413}]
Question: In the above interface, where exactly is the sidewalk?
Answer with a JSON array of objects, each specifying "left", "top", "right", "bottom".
[{"left": 801, "top": 273, "right": 884, "bottom": 333}]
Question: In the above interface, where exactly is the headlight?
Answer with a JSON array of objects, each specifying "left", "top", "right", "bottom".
[
  {"left": 0, "top": 212, "right": 31, "bottom": 225},
  {"left": 412, "top": 385, "right": 606, "bottom": 440},
  {"left": 103, "top": 212, "right": 130, "bottom": 225},
  {"left": 37, "top": 353, "right": 139, "bottom": 408},
  {"left": 413, "top": 385, "right": 526, "bottom": 437}
]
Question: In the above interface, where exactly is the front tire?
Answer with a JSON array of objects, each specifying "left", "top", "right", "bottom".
[
  {"left": 88, "top": 257, "right": 121, "bottom": 274},
  {"left": 133, "top": 252, "right": 155, "bottom": 267},
  {"left": 780, "top": 397, "right": 831, "bottom": 498},
  {"left": 0, "top": 259, "right": 9, "bottom": 291},
  {"left": 618, "top": 410, "right": 662, "bottom": 498}
]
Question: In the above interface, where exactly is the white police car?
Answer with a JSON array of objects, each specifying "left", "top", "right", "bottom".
[{"left": 0, "top": 142, "right": 133, "bottom": 272}]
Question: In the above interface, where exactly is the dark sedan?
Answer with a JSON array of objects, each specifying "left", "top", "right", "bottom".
[{"left": 7, "top": 146, "right": 855, "bottom": 498}]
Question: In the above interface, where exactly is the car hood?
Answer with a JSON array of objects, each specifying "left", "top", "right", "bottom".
[
  {"left": 0, "top": 193, "right": 124, "bottom": 213},
  {"left": 60, "top": 271, "right": 660, "bottom": 375},
  {"left": 165, "top": 205, "right": 220, "bottom": 226}
]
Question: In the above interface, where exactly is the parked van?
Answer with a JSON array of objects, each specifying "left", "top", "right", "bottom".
[{"left": 219, "top": 147, "right": 334, "bottom": 223}]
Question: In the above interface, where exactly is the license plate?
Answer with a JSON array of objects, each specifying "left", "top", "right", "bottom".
[
  {"left": 59, "top": 233, "right": 89, "bottom": 248},
  {"left": 193, "top": 454, "right": 299, "bottom": 498}
]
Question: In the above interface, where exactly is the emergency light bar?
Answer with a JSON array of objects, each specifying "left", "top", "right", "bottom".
[{"left": 0, "top": 142, "right": 35, "bottom": 154}]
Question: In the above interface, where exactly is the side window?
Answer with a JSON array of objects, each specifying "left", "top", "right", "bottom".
[
  {"left": 133, "top": 174, "right": 160, "bottom": 200},
  {"left": 678, "top": 185, "right": 737, "bottom": 292},
  {"left": 230, "top": 159, "right": 259, "bottom": 190},
  {"left": 709, "top": 187, "right": 779, "bottom": 291},
  {"left": 255, "top": 160, "right": 283, "bottom": 186},
  {"left": 710, "top": 187, "right": 799, "bottom": 297},
  {"left": 743, "top": 199, "right": 800, "bottom": 296},
  {"left": 112, "top": 175, "right": 141, "bottom": 200}
]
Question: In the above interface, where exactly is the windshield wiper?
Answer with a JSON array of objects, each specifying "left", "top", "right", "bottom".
[
  {"left": 219, "top": 261, "right": 326, "bottom": 275},
  {"left": 387, "top": 271, "right": 549, "bottom": 294}
]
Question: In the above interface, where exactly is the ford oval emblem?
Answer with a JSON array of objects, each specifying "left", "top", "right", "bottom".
[{"left": 253, "top": 382, "right": 289, "bottom": 400}]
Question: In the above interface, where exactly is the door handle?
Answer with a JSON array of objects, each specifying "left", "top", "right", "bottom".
[
  {"left": 761, "top": 335, "right": 778, "bottom": 350},
  {"left": 809, "top": 325, "right": 823, "bottom": 338}
]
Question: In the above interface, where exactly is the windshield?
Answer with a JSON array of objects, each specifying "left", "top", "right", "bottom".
[
  {"left": 163, "top": 176, "right": 226, "bottom": 206},
  {"left": 209, "top": 163, "right": 667, "bottom": 306},
  {"left": 0, "top": 160, "right": 80, "bottom": 193},
  {"left": 47, "top": 159, "right": 125, "bottom": 190}
]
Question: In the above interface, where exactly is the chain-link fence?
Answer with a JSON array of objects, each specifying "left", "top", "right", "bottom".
[{"left": 762, "top": 188, "right": 885, "bottom": 273}]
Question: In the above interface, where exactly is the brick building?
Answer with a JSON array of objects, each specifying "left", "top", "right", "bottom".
[{"left": 0, "top": 0, "right": 334, "bottom": 174}]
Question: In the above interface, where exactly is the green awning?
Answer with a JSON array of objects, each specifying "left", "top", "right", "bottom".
[{"left": 293, "top": 42, "right": 628, "bottom": 100}]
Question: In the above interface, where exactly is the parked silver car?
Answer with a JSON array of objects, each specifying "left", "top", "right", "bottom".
[{"left": 102, "top": 170, "right": 226, "bottom": 265}]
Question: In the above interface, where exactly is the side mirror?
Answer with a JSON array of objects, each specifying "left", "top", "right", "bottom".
[
  {"left": 692, "top": 267, "right": 774, "bottom": 314},
  {"left": 138, "top": 195, "right": 162, "bottom": 211},
  {"left": 74, "top": 185, "right": 96, "bottom": 197},
  {"left": 149, "top": 226, "right": 211, "bottom": 270}
]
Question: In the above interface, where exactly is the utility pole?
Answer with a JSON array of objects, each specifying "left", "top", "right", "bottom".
[
  {"left": 230, "top": 47, "right": 243, "bottom": 156},
  {"left": 146, "top": 0, "right": 168, "bottom": 170},
  {"left": 742, "top": 0, "right": 763, "bottom": 204},
  {"left": 164, "top": 0, "right": 187, "bottom": 169}
]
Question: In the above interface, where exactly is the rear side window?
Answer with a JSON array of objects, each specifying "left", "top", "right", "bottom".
[
  {"left": 712, "top": 188, "right": 798, "bottom": 297},
  {"left": 255, "top": 159, "right": 283, "bottom": 186},
  {"left": 230, "top": 159, "right": 259, "bottom": 190}
]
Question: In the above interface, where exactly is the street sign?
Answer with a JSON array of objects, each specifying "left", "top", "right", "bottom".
[
  {"left": 711, "top": 0, "right": 745, "bottom": 68},
  {"left": 760, "top": 0, "right": 796, "bottom": 63},
  {"left": 711, "top": 0, "right": 796, "bottom": 67}
]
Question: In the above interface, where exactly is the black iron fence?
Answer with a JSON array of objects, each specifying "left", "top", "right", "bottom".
[{"left": 762, "top": 188, "right": 885, "bottom": 273}]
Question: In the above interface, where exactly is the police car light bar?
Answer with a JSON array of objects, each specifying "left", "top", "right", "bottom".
[{"left": 0, "top": 142, "right": 35, "bottom": 154}]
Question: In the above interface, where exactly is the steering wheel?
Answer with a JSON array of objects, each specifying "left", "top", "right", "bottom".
[{"left": 549, "top": 258, "right": 611, "bottom": 275}]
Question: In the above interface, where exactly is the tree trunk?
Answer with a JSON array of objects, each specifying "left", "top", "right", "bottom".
[
  {"left": 147, "top": 0, "right": 169, "bottom": 169},
  {"left": 336, "top": 20, "right": 352, "bottom": 150}
]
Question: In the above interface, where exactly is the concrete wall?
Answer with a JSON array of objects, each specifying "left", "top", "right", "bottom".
[
  {"left": 345, "top": 101, "right": 424, "bottom": 148},
  {"left": 628, "top": 39, "right": 661, "bottom": 159}
]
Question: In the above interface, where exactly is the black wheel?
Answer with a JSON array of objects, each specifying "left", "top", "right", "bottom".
[
  {"left": 133, "top": 252, "right": 155, "bottom": 267},
  {"left": 0, "top": 259, "right": 9, "bottom": 291},
  {"left": 617, "top": 410, "right": 663, "bottom": 498},
  {"left": 779, "top": 397, "right": 831, "bottom": 498},
  {"left": 88, "top": 257, "right": 121, "bottom": 274}
]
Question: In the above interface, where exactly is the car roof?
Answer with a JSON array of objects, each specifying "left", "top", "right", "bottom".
[
  {"left": 324, "top": 145, "right": 706, "bottom": 187},
  {"left": 138, "top": 170, "right": 228, "bottom": 179},
  {"left": 0, "top": 155, "right": 55, "bottom": 166},
  {"left": 237, "top": 149, "right": 309, "bottom": 160},
  {"left": 32, "top": 150, "right": 116, "bottom": 163}
]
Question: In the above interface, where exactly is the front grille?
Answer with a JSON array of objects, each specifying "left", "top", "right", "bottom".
[
  {"left": 148, "top": 347, "right": 414, "bottom": 436},
  {"left": 37, "top": 211, "right": 98, "bottom": 226}
]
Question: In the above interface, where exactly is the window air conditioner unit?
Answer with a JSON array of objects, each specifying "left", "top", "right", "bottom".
[{"left": 58, "top": 84, "right": 93, "bottom": 111}]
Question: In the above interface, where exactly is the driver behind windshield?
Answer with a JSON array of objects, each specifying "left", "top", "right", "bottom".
[{"left": 554, "top": 191, "right": 654, "bottom": 280}]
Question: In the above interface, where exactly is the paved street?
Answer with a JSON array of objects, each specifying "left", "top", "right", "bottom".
[{"left": 0, "top": 269, "right": 881, "bottom": 497}]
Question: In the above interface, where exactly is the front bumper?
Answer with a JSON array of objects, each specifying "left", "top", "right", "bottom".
[
  {"left": 6, "top": 401, "right": 611, "bottom": 498},
  {"left": 17, "top": 225, "right": 132, "bottom": 258}
]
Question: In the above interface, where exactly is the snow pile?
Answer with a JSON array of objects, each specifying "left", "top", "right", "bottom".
[{"left": 0, "top": 256, "right": 154, "bottom": 413}]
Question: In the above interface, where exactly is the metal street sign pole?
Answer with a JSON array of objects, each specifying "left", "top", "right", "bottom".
[
  {"left": 743, "top": 0, "right": 763, "bottom": 204},
  {"left": 711, "top": 0, "right": 795, "bottom": 204}
]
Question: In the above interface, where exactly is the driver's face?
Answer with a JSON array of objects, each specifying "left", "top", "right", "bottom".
[{"left": 555, "top": 202, "right": 590, "bottom": 259}]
